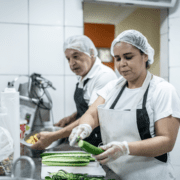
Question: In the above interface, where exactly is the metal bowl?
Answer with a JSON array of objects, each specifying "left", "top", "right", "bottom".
[
  {"left": 0, "top": 156, "right": 37, "bottom": 180},
  {"left": 21, "top": 126, "right": 63, "bottom": 150}
]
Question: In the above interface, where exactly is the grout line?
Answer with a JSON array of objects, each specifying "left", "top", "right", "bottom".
[
  {"left": 0, "top": 22, "right": 64, "bottom": 27},
  {"left": 63, "top": 0, "right": 66, "bottom": 118},
  {"left": 167, "top": 8, "right": 170, "bottom": 82},
  {"left": 28, "top": 0, "right": 30, "bottom": 76}
]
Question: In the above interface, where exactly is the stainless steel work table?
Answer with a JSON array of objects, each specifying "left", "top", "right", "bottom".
[{"left": 11, "top": 140, "right": 121, "bottom": 180}]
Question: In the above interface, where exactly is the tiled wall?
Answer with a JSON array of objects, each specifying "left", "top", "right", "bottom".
[
  {"left": 160, "top": 8, "right": 169, "bottom": 82},
  {"left": 0, "top": 0, "right": 83, "bottom": 123},
  {"left": 168, "top": 0, "right": 180, "bottom": 179}
]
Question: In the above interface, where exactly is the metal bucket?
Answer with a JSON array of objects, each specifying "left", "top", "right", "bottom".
[{"left": 0, "top": 156, "right": 36, "bottom": 180}]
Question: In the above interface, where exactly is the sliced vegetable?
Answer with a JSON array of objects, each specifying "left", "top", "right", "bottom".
[
  {"left": 42, "top": 157, "right": 89, "bottom": 163},
  {"left": 78, "top": 140, "right": 104, "bottom": 155},
  {"left": 43, "top": 162, "right": 89, "bottom": 166},
  {"left": 42, "top": 156, "right": 90, "bottom": 166},
  {"left": 40, "top": 152, "right": 90, "bottom": 158}
]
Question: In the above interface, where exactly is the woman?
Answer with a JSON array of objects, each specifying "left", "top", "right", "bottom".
[{"left": 69, "top": 30, "right": 180, "bottom": 180}]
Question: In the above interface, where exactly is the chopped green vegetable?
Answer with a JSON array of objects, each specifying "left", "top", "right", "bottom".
[
  {"left": 78, "top": 140, "right": 104, "bottom": 155},
  {"left": 45, "top": 176, "right": 52, "bottom": 180},
  {"left": 48, "top": 170, "right": 105, "bottom": 180}
]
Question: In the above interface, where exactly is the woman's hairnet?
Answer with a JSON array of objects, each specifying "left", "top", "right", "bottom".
[
  {"left": 64, "top": 35, "right": 98, "bottom": 57},
  {"left": 111, "top": 30, "right": 154, "bottom": 64}
]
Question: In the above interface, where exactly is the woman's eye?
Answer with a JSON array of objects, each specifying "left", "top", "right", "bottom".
[{"left": 126, "top": 56, "right": 133, "bottom": 60}]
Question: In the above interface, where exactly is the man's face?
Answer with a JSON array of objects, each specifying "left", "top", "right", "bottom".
[{"left": 65, "top": 49, "right": 95, "bottom": 78}]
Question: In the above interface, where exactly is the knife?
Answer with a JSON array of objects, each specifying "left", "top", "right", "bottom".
[{"left": 70, "top": 136, "right": 80, "bottom": 146}]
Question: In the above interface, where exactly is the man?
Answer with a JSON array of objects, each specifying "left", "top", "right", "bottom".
[{"left": 31, "top": 35, "right": 117, "bottom": 150}]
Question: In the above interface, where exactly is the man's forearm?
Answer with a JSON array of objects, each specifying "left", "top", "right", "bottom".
[
  {"left": 51, "top": 119, "right": 79, "bottom": 141},
  {"left": 69, "top": 112, "right": 77, "bottom": 123}
]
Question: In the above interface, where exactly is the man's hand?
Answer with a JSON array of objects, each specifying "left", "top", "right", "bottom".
[
  {"left": 54, "top": 112, "right": 77, "bottom": 127},
  {"left": 54, "top": 116, "right": 72, "bottom": 127},
  {"left": 31, "top": 132, "right": 55, "bottom": 150}
]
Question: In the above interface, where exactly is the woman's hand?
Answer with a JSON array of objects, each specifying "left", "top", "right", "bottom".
[
  {"left": 31, "top": 132, "right": 55, "bottom": 150},
  {"left": 94, "top": 141, "right": 130, "bottom": 164},
  {"left": 69, "top": 124, "right": 92, "bottom": 146}
]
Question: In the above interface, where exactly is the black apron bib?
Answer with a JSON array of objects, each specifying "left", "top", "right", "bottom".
[
  {"left": 110, "top": 82, "right": 167, "bottom": 163},
  {"left": 74, "top": 79, "right": 102, "bottom": 146}
]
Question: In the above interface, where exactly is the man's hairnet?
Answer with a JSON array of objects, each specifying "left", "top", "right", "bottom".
[
  {"left": 111, "top": 30, "right": 154, "bottom": 64},
  {"left": 64, "top": 35, "right": 98, "bottom": 57}
]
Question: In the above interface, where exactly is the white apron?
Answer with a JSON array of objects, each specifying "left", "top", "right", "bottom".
[{"left": 97, "top": 71, "right": 175, "bottom": 180}]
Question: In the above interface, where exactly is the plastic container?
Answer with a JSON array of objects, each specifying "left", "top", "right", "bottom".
[{"left": 20, "top": 119, "right": 27, "bottom": 140}]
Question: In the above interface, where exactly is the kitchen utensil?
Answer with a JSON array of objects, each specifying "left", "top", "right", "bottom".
[{"left": 0, "top": 156, "right": 37, "bottom": 180}]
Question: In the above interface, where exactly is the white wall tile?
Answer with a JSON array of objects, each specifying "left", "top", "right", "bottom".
[
  {"left": 64, "top": 27, "right": 84, "bottom": 75},
  {"left": 29, "top": 0, "right": 64, "bottom": 25},
  {"left": 0, "top": 0, "right": 28, "bottom": 23},
  {"left": 65, "top": 76, "right": 77, "bottom": 117},
  {"left": 0, "top": 75, "right": 29, "bottom": 94},
  {"left": 169, "top": 67, "right": 180, "bottom": 97},
  {"left": 169, "top": 17, "right": 180, "bottom": 67},
  {"left": 160, "top": 33, "right": 169, "bottom": 77},
  {"left": 162, "top": 76, "right": 169, "bottom": 82},
  {"left": 65, "top": 0, "right": 83, "bottom": 27},
  {"left": 169, "top": 0, "right": 180, "bottom": 19},
  {"left": 44, "top": 76, "right": 64, "bottom": 124},
  {"left": 29, "top": 25, "right": 64, "bottom": 75},
  {"left": 160, "top": 9, "right": 168, "bottom": 35},
  {"left": 0, "top": 24, "right": 28, "bottom": 75}
]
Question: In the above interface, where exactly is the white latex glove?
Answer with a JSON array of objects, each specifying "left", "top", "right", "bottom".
[
  {"left": 69, "top": 124, "right": 92, "bottom": 146},
  {"left": 94, "top": 141, "right": 130, "bottom": 165}
]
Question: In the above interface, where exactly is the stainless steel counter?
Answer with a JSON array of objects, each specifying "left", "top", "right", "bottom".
[{"left": 10, "top": 140, "right": 121, "bottom": 180}]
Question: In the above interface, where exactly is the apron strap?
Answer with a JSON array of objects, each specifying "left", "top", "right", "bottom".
[
  {"left": 110, "top": 81, "right": 128, "bottom": 109},
  {"left": 83, "top": 78, "right": 89, "bottom": 87},
  {"left": 142, "top": 84, "right": 150, "bottom": 108}
]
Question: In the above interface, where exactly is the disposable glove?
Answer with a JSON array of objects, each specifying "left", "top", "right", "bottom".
[
  {"left": 94, "top": 141, "right": 130, "bottom": 164},
  {"left": 69, "top": 124, "right": 92, "bottom": 146}
]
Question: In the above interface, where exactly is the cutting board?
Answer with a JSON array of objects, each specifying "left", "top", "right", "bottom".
[{"left": 41, "top": 151, "right": 106, "bottom": 179}]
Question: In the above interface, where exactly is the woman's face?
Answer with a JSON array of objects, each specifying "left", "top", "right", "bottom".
[
  {"left": 65, "top": 49, "right": 95, "bottom": 78},
  {"left": 113, "top": 42, "right": 148, "bottom": 83}
]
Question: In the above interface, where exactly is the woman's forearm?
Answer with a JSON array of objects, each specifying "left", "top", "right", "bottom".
[
  {"left": 79, "top": 96, "right": 105, "bottom": 129},
  {"left": 129, "top": 116, "right": 179, "bottom": 157},
  {"left": 128, "top": 136, "right": 173, "bottom": 157}
]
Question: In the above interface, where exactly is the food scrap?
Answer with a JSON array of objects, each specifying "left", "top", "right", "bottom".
[{"left": 26, "top": 134, "right": 38, "bottom": 144}]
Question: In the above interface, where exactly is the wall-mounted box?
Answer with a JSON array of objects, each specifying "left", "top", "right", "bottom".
[{"left": 84, "top": 0, "right": 177, "bottom": 8}]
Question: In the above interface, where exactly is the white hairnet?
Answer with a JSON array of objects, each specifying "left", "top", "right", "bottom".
[
  {"left": 111, "top": 30, "right": 154, "bottom": 64},
  {"left": 64, "top": 35, "right": 98, "bottom": 57}
]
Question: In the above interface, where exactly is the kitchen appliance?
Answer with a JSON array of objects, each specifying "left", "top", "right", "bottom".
[{"left": 18, "top": 73, "right": 56, "bottom": 133}]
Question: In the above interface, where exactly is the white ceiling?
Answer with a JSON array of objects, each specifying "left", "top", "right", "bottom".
[{"left": 83, "top": 2, "right": 137, "bottom": 25}]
